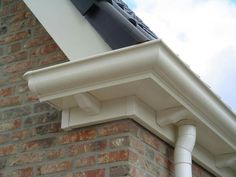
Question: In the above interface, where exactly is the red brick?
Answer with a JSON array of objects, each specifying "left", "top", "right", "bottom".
[
  {"left": 145, "top": 147, "right": 154, "bottom": 161},
  {"left": 33, "top": 26, "right": 47, "bottom": 36},
  {"left": 27, "top": 17, "right": 38, "bottom": 27},
  {"left": 140, "top": 129, "right": 163, "bottom": 151},
  {"left": 0, "top": 158, "right": 6, "bottom": 170},
  {"left": 9, "top": 2, "right": 26, "bottom": 13},
  {"left": 0, "top": 31, "right": 29, "bottom": 44},
  {"left": 0, "top": 87, "right": 13, "bottom": 97},
  {"left": 0, "top": 51, "right": 28, "bottom": 65},
  {"left": 58, "top": 128, "right": 97, "bottom": 144},
  {"left": 33, "top": 102, "right": 53, "bottom": 113},
  {"left": 74, "top": 169, "right": 105, "bottom": 177},
  {"left": 47, "top": 149, "right": 65, "bottom": 160},
  {"left": 141, "top": 159, "right": 160, "bottom": 175},
  {"left": 21, "top": 137, "right": 55, "bottom": 151},
  {"left": 0, "top": 96, "right": 20, "bottom": 107},
  {"left": 11, "top": 130, "right": 30, "bottom": 141},
  {"left": 0, "top": 134, "right": 9, "bottom": 144},
  {"left": 110, "top": 165, "right": 129, "bottom": 177},
  {"left": 32, "top": 122, "right": 61, "bottom": 135},
  {"left": 0, "top": 145, "right": 16, "bottom": 156},
  {"left": 8, "top": 72, "right": 25, "bottom": 83},
  {"left": 26, "top": 92, "right": 38, "bottom": 102},
  {"left": 17, "top": 83, "right": 28, "bottom": 93},
  {"left": 77, "top": 156, "right": 96, "bottom": 168},
  {"left": 9, "top": 21, "right": 26, "bottom": 32},
  {"left": 0, "top": 119, "right": 21, "bottom": 132},
  {"left": 0, "top": 6, "right": 9, "bottom": 16},
  {"left": 10, "top": 167, "right": 33, "bottom": 177},
  {"left": 192, "top": 164, "right": 203, "bottom": 177},
  {"left": 8, "top": 152, "right": 44, "bottom": 166},
  {"left": 4, "top": 61, "right": 32, "bottom": 73},
  {"left": 31, "top": 43, "right": 59, "bottom": 56},
  {"left": 8, "top": 43, "right": 21, "bottom": 53},
  {"left": 130, "top": 137, "right": 145, "bottom": 154},
  {"left": 128, "top": 151, "right": 139, "bottom": 165},
  {"left": 2, "top": 0, "right": 15, "bottom": 6},
  {"left": 98, "top": 150, "right": 129, "bottom": 164},
  {"left": 129, "top": 123, "right": 140, "bottom": 137},
  {"left": 98, "top": 121, "right": 130, "bottom": 136},
  {"left": 159, "top": 170, "right": 171, "bottom": 177},
  {"left": 1, "top": 105, "right": 31, "bottom": 120},
  {"left": 24, "top": 111, "right": 59, "bottom": 126},
  {"left": 156, "top": 153, "right": 173, "bottom": 172},
  {"left": 129, "top": 166, "right": 146, "bottom": 177},
  {"left": 109, "top": 136, "right": 129, "bottom": 148},
  {"left": 39, "top": 52, "right": 67, "bottom": 66},
  {"left": 69, "top": 140, "right": 106, "bottom": 156},
  {"left": 37, "top": 161, "right": 72, "bottom": 175},
  {"left": 24, "top": 35, "right": 52, "bottom": 48},
  {"left": 9, "top": 11, "right": 31, "bottom": 24}
]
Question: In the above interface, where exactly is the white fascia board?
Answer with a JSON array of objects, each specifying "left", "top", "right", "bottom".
[
  {"left": 23, "top": 0, "right": 111, "bottom": 60},
  {"left": 24, "top": 40, "right": 236, "bottom": 176},
  {"left": 24, "top": 39, "right": 236, "bottom": 147},
  {"left": 62, "top": 96, "right": 175, "bottom": 143}
]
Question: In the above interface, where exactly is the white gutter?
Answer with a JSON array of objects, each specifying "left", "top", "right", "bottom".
[
  {"left": 24, "top": 40, "right": 236, "bottom": 176},
  {"left": 175, "top": 123, "right": 196, "bottom": 177},
  {"left": 24, "top": 40, "right": 236, "bottom": 144}
]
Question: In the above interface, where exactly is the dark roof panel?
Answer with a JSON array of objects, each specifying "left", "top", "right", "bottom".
[
  {"left": 112, "top": 0, "right": 157, "bottom": 39},
  {"left": 71, "top": 0, "right": 158, "bottom": 49}
]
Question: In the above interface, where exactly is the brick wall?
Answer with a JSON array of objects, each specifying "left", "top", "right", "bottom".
[{"left": 0, "top": 0, "right": 216, "bottom": 177}]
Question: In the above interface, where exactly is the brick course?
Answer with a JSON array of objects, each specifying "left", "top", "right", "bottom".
[{"left": 0, "top": 0, "right": 216, "bottom": 177}]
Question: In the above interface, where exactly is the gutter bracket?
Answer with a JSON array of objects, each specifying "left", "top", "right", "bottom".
[
  {"left": 61, "top": 92, "right": 101, "bottom": 130},
  {"left": 74, "top": 93, "right": 101, "bottom": 115}
]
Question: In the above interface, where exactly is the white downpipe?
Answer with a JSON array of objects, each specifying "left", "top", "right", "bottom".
[{"left": 174, "top": 124, "right": 196, "bottom": 177}]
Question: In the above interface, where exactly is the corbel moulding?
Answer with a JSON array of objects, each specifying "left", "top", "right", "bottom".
[{"left": 24, "top": 40, "right": 236, "bottom": 176}]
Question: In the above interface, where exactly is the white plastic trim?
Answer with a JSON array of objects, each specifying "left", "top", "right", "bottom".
[
  {"left": 156, "top": 106, "right": 193, "bottom": 126},
  {"left": 175, "top": 124, "right": 196, "bottom": 177},
  {"left": 24, "top": 40, "right": 236, "bottom": 176},
  {"left": 61, "top": 96, "right": 175, "bottom": 146},
  {"left": 24, "top": 40, "right": 236, "bottom": 147},
  {"left": 74, "top": 93, "right": 101, "bottom": 115},
  {"left": 216, "top": 153, "right": 236, "bottom": 168}
]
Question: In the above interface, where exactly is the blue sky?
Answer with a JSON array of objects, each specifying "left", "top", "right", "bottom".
[
  {"left": 123, "top": 0, "right": 236, "bottom": 112},
  {"left": 124, "top": 0, "right": 136, "bottom": 8}
]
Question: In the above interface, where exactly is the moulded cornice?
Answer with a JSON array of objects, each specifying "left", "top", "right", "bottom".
[
  {"left": 24, "top": 40, "right": 236, "bottom": 146},
  {"left": 24, "top": 40, "right": 236, "bottom": 176}
]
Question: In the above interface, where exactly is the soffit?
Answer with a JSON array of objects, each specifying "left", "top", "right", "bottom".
[{"left": 24, "top": 40, "right": 236, "bottom": 176}]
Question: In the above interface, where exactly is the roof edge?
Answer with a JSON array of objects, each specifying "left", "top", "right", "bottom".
[
  {"left": 24, "top": 39, "right": 236, "bottom": 146},
  {"left": 24, "top": 40, "right": 236, "bottom": 176}
]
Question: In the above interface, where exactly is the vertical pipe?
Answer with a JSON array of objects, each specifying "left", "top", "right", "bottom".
[{"left": 174, "top": 124, "right": 196, "bottom": 177}]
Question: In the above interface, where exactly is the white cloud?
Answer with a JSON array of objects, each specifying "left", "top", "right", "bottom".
[{"left": 125, "top": 0, "right": 236, "bottom": 111}]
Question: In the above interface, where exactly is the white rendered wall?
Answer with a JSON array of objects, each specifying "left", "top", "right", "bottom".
[{"left": 23, "top": 0, "right": 111, "bottom": 60}]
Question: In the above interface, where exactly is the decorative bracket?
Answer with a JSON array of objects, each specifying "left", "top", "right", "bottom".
[
  {"left": 60, "top": 92, "right": 101, "bottom": 130},
  {"left": 74, "top": 93, "right": 101, "bottom": 115}
]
